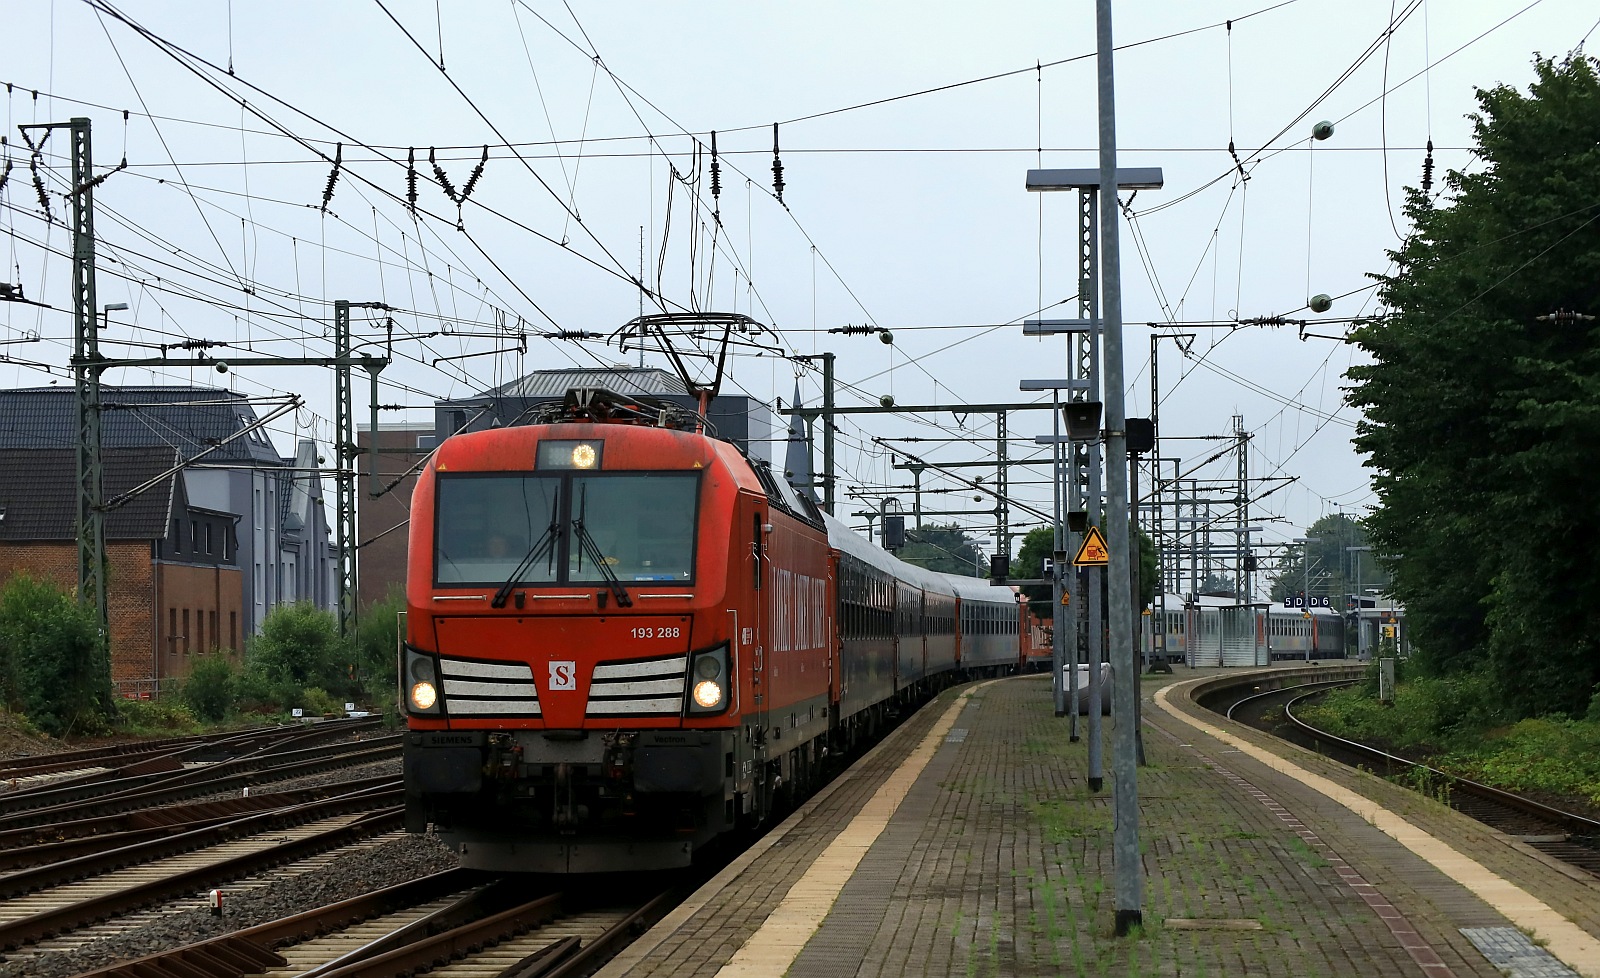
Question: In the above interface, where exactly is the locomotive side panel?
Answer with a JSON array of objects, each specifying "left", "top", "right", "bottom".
[{"left": 758, "top": 497, "right": 834, "bottom": 751}]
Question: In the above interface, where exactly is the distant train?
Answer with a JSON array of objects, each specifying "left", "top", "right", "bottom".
[
  {"left": 1144, "top": 595, "right": 1350, "bottom": 666},
  {"left": 400, "top": 388, "right": 1040, "bottom": 873}
]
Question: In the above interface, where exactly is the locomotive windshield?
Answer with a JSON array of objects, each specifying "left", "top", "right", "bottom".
[{"left": 434, "top": 471, "right": 700, "bottom": 587}]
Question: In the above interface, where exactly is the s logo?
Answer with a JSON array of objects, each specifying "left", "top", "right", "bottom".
[{"left": 549, "top": 661, "right": 577, "bottom": 691}]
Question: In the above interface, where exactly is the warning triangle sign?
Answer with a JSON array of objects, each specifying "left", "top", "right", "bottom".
[{"left": 1072, "top": 526, "right": 1110, "bottom": 566}]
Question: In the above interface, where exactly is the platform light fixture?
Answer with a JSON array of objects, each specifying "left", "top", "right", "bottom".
[{"left": 1062, "top": 401, "right": 1103, "bottom": 441}]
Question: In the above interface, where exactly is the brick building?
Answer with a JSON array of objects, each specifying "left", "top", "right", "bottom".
[
  {"left": 355, "top": 421, "right": 434, "bottom": 608},
  {"left": 0, "top": 386, "right": 335, "bottom": 644},
  {"left": 0, "top": 447, "right": 243, "bottom": 693}
]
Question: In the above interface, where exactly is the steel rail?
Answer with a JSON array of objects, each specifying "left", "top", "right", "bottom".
[
  {"left": 0, "top": 782, "right": 401, "bottom": 897},
  {"left": 0, "top": 775, "right": 398, "bottom": 869},
  {"left": 542, "top": 889, "right": 680, "bottom": 978},
  {"left": 68, "top": 867, "right": 489, "bottom": 978},
  {"left": 0, "top": 806, "right": 405, "bottom": 951},
  {"left": 0, "top": 718, "right": 382, "bottom": 796},
  {"left": 0, "top": 738, "right": 400, "bottom": 827}
]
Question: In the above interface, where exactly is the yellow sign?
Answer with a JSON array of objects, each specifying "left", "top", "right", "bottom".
[
  {"left": 1072, "top": 526, "right": 1110, "bottom": 566},
  {"left": 1381, "top": 624, "right": 1397, "bottom": 638}
]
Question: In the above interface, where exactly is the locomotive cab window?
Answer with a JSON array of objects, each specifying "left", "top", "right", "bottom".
[
  {"left": 433, "top": 470, "right": 700, "bottom": 587},
  {"left": 568, "top": 473, "right": 699, "bottom": 584}
]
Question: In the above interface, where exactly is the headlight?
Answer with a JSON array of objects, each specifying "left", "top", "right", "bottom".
[
  {"left": 687, "top": 644, "right": 730, "bottom": 714},
  {"left": 404, "top": 649, "right": 442, "bottom": 715}
]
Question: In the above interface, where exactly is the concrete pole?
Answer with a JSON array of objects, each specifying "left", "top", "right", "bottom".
[{"left": 1093, "top": 0, "right": 1143, "bottom": 935}]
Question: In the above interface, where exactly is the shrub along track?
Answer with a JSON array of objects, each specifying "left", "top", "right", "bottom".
[{"left": 1199, "top": 671, "right": 1600, "bottom": 879}]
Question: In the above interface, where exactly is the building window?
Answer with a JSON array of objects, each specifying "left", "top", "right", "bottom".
[
  {"left": 182, "top": 609, "right": 190, "bottom": 653},
  {"left": 209, "top": 611, "right": 218, "bottom": 650},
  {"left": 194, "top": 609, "right": 204, "bottom": 652},
  {"left": 206, "top": 524, "right": 214, "bottom": 555},
  {"left": 169, "top": 608, "right": 178, "bottom": 653}
]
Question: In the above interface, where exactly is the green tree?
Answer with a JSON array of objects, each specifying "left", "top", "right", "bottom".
[
  {"left": 353, "top": 588, "right": 404, "bottom": 711},
  {"left": 1013, "top": 526, "right": 1056, "bottom": 621},
  {"left": 180, "top": 655, "right": 237, "bottom": 723},
  {"left": 240, "top": 602, "right": 353, "bottom": 711},
  {"left": 1266, "top": 513, "right": 1379, "bottom": 604},
  {"left": 896, "top": 523, "right": 986, "bottom": 576},
  {"left": 0, "top": 574, "right": 115, "bottom": 736},
  {"left": 1347, "top": 53, "right": 1600, "bottom": 716}
]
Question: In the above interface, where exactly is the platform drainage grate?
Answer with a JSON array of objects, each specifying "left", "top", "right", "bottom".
[
  {"left": 944, "top": 728, "right": 967, "bottom": 743},
  {"left": 1461, "top": 927, "right": 1579, "bottom": 978}
]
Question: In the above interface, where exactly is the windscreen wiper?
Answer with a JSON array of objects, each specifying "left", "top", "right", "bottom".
[
  {"left": 572, "top": 485, "right": 632, "bottom": 608},
  {"left": 491, "top": 487, "right": 561, "bottom": 608}
]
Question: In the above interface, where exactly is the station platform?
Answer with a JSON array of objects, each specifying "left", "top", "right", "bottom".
[{"left": 594, "top": 667, "right": 1600, "bottom": 978}]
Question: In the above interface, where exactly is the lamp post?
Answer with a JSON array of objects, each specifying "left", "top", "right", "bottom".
[
  {"left": 1294, "top": 536, "right": 1321, "bottom": 661},
  {"left": 101, "top": 302, "right": 128, "bottom": 330}
]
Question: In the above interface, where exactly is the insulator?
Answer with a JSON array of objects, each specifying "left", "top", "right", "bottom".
[
  {"left": 710, "top": 130, "right": 722, "bottom": 199},
  {"left": 1421, "top": 139, "right": 1435, "bottom": 195},
  {"left": 406, "top": 148, "right": 418, "bottom": 213},
  {"left": 320, "top": 142, "right": 342, "bottom": 213},
  {"left": 29, "top": 155, "right": 52, "bottom": 222},
  {"left": 460, "top": 145, "right": 488, "bottom": 201},
  {"left": 771, "top": 123, "right": 785, "bottom": 204},
  {"left": 430, "top": 147, "right": 458, "bottom": 203}
]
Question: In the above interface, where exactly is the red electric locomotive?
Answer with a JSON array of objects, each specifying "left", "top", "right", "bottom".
[{"left": 401, "top": 387, "right": 1023, "bottom": 873}]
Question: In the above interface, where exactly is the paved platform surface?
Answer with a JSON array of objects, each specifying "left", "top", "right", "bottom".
[{"left": 596, "top": 667, "right": 1600, "bottom": 977}]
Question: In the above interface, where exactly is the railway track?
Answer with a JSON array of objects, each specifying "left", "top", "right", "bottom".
[
  {"left": 65, "top": 868, "right": 677, "bottom": 978},
  {"left": 0, "top": 736, "right": 400, "bottom": 829},
  {"left": 0, "top": 719, "right": 384, "bottom": 798},
  {"left": 1204, "top": 676, "right": 1600, "bottom": 879}
]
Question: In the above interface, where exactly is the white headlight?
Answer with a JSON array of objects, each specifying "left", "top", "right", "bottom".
[
  {"left": 692, "top": 679, "right": 723, "bottom": 709},
  {"left": 410, "top": 682, "right": 437, "bottom": 710}
]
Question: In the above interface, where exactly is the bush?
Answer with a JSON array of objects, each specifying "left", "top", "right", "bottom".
[
  {"left": 242, "top": 603, "right": 354, "bottom": 711},
  {"left": 116, "top": 696, "right": 199, "bottom": 734},
  {"left": 353, "top": 589, "right": 403, "bottom": 709},
  {"left": 300, "top": 686, "right": 344, "bottom": 718},
  {"left": 181, "top": 655, "right": 238, "bottom": 722},
  {"left": 1442, "top": 716, "right": 1600, "bottom": 806},
  {"left": 1302, "top": 665, "right": 1507, "bottom": 752},
  {"left": 0, "top": 574, "right": 115, "bottom": 737}
]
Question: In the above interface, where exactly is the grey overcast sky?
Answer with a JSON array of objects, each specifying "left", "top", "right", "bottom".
[{"left": 4, "top": 0, "right": 1597, "bottom": 579}]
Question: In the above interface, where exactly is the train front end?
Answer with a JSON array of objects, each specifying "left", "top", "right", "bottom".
[{"left": 401, "top": 414, "right": 756, "bottom": 873}]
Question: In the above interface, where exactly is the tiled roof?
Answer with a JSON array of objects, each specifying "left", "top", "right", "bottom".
[
  {"left": 0, "top": 447, "right": 180, "bottom": 541},
  {"left": 0, "top": 386, "right": 284, "bottom": 465}
]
